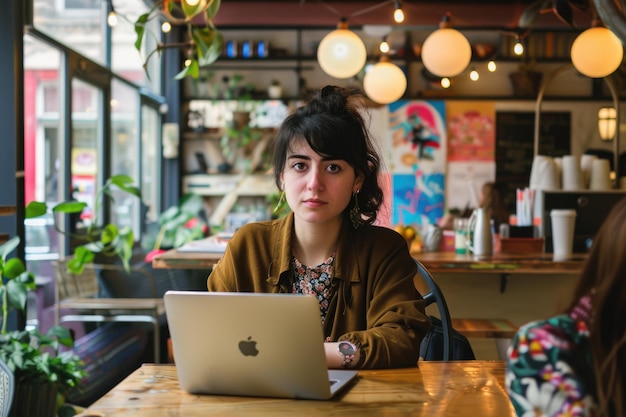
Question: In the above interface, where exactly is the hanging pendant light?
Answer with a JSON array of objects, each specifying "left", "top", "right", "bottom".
[
  {"left": 317, "top": 18, "right": 367, "bottom": 79},
  {"left": 571, "top": 22, "right": 624, "bottom": 78},
  {"left": 421, "top": 13, "right": 472, "bottom": 78},
  {"left": 363, "top": 56, "right": 407, "bottom": 104}
]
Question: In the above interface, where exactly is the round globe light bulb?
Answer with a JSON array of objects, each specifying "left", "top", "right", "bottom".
[
  {"left": 470, "top": 69, "right": 479, "bottom": 81},
  {"left": 394, "top": 8, "right": 405, "bottom": 23},
  {"left": 363, "top": 61, "right": 407, "bottom": 104},
  {"left": 422, "top": 27, "right": 472, "bottom": 77},
  {"left": 487, "top": 60, "right": 497, "bottom": 72},
  {"left": 571, "top": 27, "right": 624, "bottom": 78},
  {"left": 380, "top": 41, "right": 390, "bottom": 54},
  {"left": 441, "top": 77, "right": 451, "bottom": 88},
  {"left": 161, "top": 21, "right": 172, "bottom": 33},
  {"left": 317, "top": 26, "right": 367, "bottom": 79},
  {"left": 513, "top": 41, "right": 524, "bottom": 56}
]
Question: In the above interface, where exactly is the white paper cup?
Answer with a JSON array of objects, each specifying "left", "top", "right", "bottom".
[
  {"left": 580, "top": 154, "right": 597, "bottom": 189},
  {"left": 550, "top": 209, "right": 576, "bottom": 260},
  {"left": 561, "top": 155, "right": 583, "bottom": 191},
  {"left": 589, "top": 159, "right": 612, "bottom": 191},
  {"left": 529, "top": 155, "right": 560, "bottom": 190}
]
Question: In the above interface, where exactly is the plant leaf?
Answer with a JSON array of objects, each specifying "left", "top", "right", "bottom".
[
  {"left": 134, "top": 12, "right": 150, "bottom": 51},
  {"left": 5, "top": 280, "right": 29, "bottom": 312},
  {"left": 175, "top": 61, "right": 199, "bottom": 80},
  {"left": 192, "top": 26, "right": 223, "bottom": 67},
  {"left": 0, "top": 236, "right": 20, "bottom": 261},
  {"left": 53, "top": 201, "right": 87, "bottom": 214},
  {"left": 25, "top": 201, "right": 48, "bottom": 218},
  {"left": 206, "top": 0, "right": 221, "bottom": 20},
  {"left": 3, "top": 258, "right": 27, "bottom": 279},
  {"left": 518, "top": 0, "right": 553, "bottom": 28}
]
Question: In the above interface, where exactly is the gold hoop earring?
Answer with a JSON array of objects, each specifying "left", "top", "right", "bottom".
[
  {"left": 350, "top": 190, "right": 362, "bottom": 229},
  {"left": 273, "top": 191, "right": 286, "bottom": 213}
]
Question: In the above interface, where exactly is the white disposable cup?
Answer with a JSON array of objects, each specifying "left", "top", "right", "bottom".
[
  {"left": 529, "top": 155, "right": 560, "bottom": 190},
  {"left": 580, "top": 154, "right": 597, "bottom": 189},
  {"left": 589, "top": 159, "right": 612, "bottom": 191},
  {"left": 550, "top": 209, "right": 576, "bottom": 260},
  {"left": 561, "top": 155, "right": 583, "bottom": 191}
]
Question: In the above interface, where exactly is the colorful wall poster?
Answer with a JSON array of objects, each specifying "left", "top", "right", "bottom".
[
  {"left": 446, "top": 101, "right": 496, "bottom": 162},
  {"left": 388, "top": 100, "right": 446, "bottom": 227},
  {"left": 392, "top": 172, "right": 445, "bottom": 227},
  {"left": 445, "top": 101, "right": 496, "bottom": 212}
]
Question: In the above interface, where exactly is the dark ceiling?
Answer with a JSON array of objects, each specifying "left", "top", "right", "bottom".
[{"left": 213, "top": 1, "right": 583, "bottom": 29}]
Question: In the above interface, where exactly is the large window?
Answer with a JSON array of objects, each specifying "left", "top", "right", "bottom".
[{"left": 24, "top": 0, "right": 166, "bottom": 330}]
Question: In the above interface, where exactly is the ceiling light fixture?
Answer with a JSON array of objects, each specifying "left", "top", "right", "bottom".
[
  {"left": 380, "top": 37, "right": 390, "bottom": 54},
  {"left": 317, "top": 17, "right": 367, "bottom": 79},
  {"left": 571, "top": 21, "right": 623, "bottom": 78},
  {"left": 107, "top": 0, "right": 117, "bottom": 27},
  {"left": 393, "top": 0, "right": 405, "bottom": 23},
  {"left": 363, "top": 56, "right": 407, "bottom": 104},
  {"left": 513, "top": 37, "right": 524, "bottom": 56},
  {"left": 421, "top": 13, "right": 472, "bottom": 77},
  {"left": 598, "top": 107, "right": 617, "bottom": 141}
]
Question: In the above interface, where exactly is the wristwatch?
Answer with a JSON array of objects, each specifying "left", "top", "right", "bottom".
[{"left": 337, "top": 341, "right": 357, "bottom": 368}]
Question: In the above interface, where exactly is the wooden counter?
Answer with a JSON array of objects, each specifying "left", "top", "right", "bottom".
[
  {"left": 79, "top": 361, "right": 514, "bottom": 417},
  {"left": 416, "top": 251, "right": 585, "bottom": 275},
  {"left": 153, "top": 247, "right": 585, "bottom": 277}
]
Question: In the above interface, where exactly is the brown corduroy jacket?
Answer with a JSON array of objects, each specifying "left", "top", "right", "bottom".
[{"left": 207, "top": 212, "right": 431, "bottom": 369}]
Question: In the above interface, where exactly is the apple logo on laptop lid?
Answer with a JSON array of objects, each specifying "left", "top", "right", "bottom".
[{"left": 239, "top": 336, "right": 259, "bottom": 356}]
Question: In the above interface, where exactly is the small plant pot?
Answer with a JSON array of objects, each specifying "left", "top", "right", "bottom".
[
  {"left": 231, "top": 111, "right": 251, "bottom": 129},
  {"left": 11, "top": 381, "right": 58, "bottom": 417},
  {"left": 509, "top": 70, "right": 543, "bottom": 97}
]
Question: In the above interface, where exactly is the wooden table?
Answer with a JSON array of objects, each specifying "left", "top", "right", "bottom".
[
  {"left": 78, "top": 361, "right": 515, "bottom": 417},
  {"left": 151, "top": 249, "right": 222, "bottom": 270}
]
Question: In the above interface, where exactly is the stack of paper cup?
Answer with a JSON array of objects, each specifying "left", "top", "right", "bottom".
[
  {"left": 580, "top": 154, "right": 598, "bottom": 189},
  {"left": 529, "top": 155, "right": 560, "bottom": 190},
  {"left": 550, "top": 209, "right": 576, "bottom": 260},
  {"left": 589, "top": 159, "right": 612, "bottom": 190},
  {"left": 561, "top": 155, "right": 584, "bottom": 190}
]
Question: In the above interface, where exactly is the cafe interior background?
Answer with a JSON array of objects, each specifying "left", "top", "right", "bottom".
[{"left": 2, "top": 0, "right": 626, "bottom": 363}]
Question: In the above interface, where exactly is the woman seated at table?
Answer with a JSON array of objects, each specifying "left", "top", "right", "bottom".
[
  {"left": 506, "top": 197, "right": 626, "bottom": 417},
  {"left": 207, "top": 85, "right": 431, "bottom": 369}
]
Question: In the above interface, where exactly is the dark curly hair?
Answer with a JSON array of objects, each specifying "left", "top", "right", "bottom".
[{"left": 272, "top": 85, "right": 384, "bottom": 226}]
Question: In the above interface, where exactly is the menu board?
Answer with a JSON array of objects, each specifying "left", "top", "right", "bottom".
[{"left": 495, "top": 111, "right": 571, "bottom": 213}]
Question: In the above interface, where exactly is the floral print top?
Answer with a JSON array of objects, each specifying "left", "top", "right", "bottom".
[
  {"left": 291, "top": 254, "right": 334, "bottom": 324},
  {"left": 506, "top": 297, "right": 596, "bottom": 417}
]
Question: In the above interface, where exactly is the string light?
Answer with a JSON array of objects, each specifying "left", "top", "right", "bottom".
[
  {"left": 380, "top": 37, "right": 390, "bottom": 54},
  {"left": 161, "top": 21, "right": 172, "bottom": 33},
  {"left": 441, "top": 77, "right": 451, "bottom": 88},
  {"left": 513, "top": 37, "right": 524, "bottom": 56},
  {"left": 393, "top": 0, "right": 404, "bottom": 23},
  {"left": 107, "top": 0, "right": 117, "bottom": 27},
  {"left": 487, "top": 60, "right": 497, "bottom": 72},
  {"left": 470, "top": 67, "right": 479, "bottom": 81}
]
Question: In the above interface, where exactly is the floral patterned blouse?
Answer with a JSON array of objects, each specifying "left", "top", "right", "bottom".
[
  {"left": 291, "top": 254, "right": 334, "bottom": 324},
  {"left": 506, "top": 296, "right": 597, "bottom": 417}
]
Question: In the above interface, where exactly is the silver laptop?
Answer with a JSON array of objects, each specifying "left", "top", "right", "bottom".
[{"left": 164, "top": 291, "right": 358, "bottom": 400}]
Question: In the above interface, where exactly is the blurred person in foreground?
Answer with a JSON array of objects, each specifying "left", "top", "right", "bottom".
[{"left": 506, "top": 196, "right": 626, "bottom": 417}]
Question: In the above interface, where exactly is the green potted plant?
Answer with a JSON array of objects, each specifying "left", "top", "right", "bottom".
[
  {"left": 143, "top": 192, "right": 209, "bottom": 262},
  {"left": 134, "top": 0, "right": 223, "bottom": 80},
  {"left": 0, "top": 236, "right": 86, "bottom": 417},
  {"left": 25, "top": 174, "right": 142, "bottom": 275}
]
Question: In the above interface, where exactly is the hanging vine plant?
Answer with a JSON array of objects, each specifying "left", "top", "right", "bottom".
[{"left": 134, "top": 0, "right": 224, "bottom": 80}]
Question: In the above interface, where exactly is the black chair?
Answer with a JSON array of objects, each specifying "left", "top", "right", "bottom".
[{"left": 416, "top": 259, "right": 474, "bottom": 361}]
